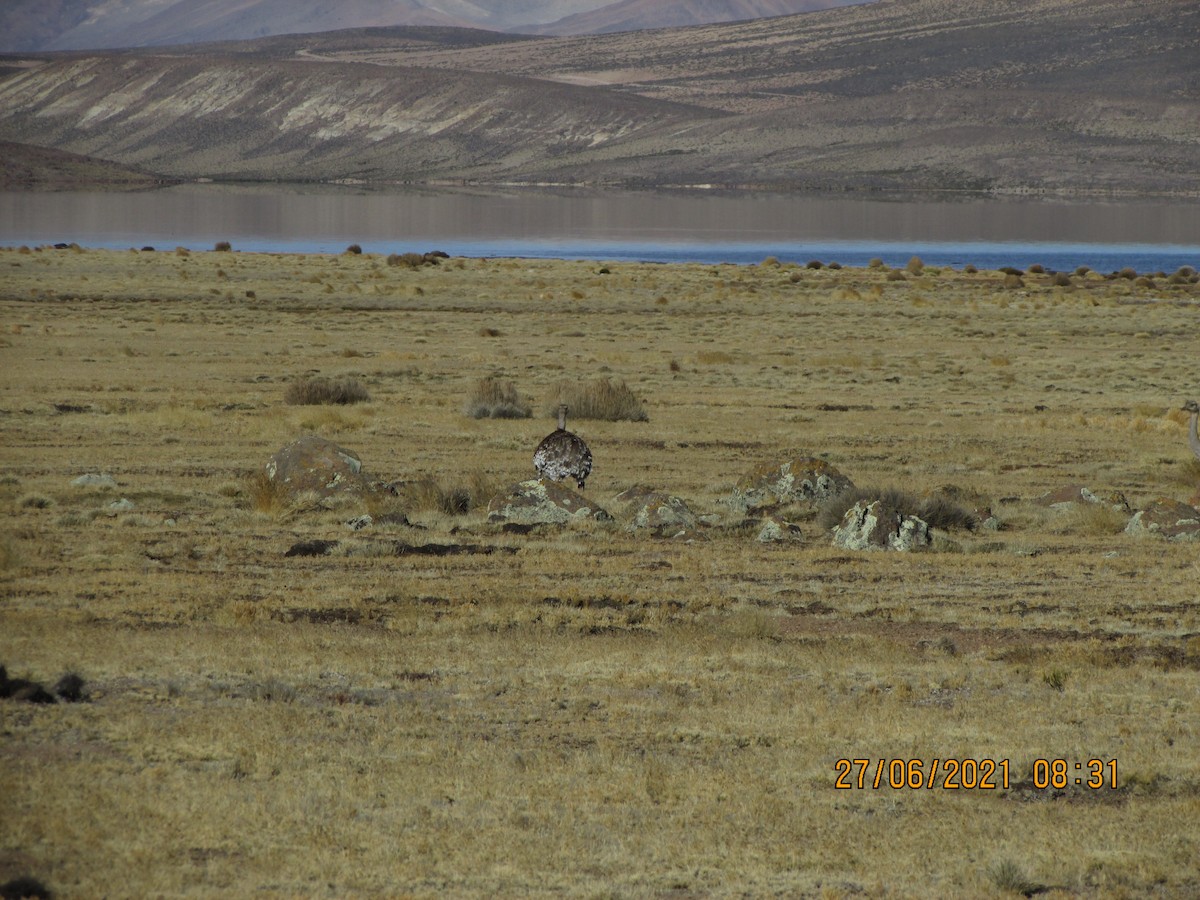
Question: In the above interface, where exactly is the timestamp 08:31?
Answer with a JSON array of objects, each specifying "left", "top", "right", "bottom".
[{"left": 834, "top": 758, "right": 1120, "bottom": 791}]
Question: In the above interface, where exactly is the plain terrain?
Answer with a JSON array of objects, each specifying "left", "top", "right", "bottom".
[{"left": 1, "top": 244, "right": 1199, "bottom": 896}]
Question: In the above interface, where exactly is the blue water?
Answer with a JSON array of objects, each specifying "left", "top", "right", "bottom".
[{"left": 2, "top": 187, "right": 1197, "bottom": 273}]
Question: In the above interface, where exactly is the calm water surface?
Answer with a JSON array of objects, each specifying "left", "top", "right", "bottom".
[{"left": 1, "top": 186, "right": 1197, "bottom": 272}]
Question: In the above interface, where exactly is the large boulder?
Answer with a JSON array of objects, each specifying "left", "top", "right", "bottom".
[
  {"left": 614, "top": 485, "right": 697, "bottom": 533},
  {"left": 832, "top": 500, "right": 931, "bottom": 552},
  {"left": 1124, "top": 498, "right": 1200, "bottom": 542},
  {"left": 730, "top": 455, "right": 853, "bottom": 513},
  {"left": 264, "top": 435, "right": 373, "bottom": 499},
  {"left": 487, "top": 479, "right": 612, "bottom": 526}
]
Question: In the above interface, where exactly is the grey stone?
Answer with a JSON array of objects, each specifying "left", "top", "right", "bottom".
[
  {"left": 487, "top": 479, "right": 611, "bottom": 526},
  {"left": 72, "top": 473, "right": 117, "bottom": 489},
  {"left": 832, "top": 500, "right": 931, "bottom": 552}
]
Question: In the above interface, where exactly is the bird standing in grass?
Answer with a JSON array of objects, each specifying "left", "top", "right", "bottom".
[
  {"left": 1183, "top": 399, "right": 1200, "bottom": 462},
  {"left": 534, "top": 404, "right": 593, "bottom": 489}
]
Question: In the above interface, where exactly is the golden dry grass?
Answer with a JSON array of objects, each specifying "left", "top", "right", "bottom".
[{"left": 2, "top": 246, "right": 1200, "bottom": 897}]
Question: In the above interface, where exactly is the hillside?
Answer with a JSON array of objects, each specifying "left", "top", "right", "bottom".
[
  {"left": 0, "top": 0, "right": 866, "bottom": 51},
  {"left": 533, "top": 0, "right": 864, "bottom": 35},
  {"left": 0, "top": 0, "right": 1196, "bottom": 194}
]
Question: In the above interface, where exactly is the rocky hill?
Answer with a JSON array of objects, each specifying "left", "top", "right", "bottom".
[{"left": 0, "top": 0, "right": 1196, "bottom": 194}]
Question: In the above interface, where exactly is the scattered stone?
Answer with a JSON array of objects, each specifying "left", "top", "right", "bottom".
[
  {"left": 832, "top": 500, "right": 932, "bottom": 552},
  {"left": 0, "top": 666, "right": 55, "bottom": 704},
  {"left": 53, "top": 673, "right": 86, "bottom": 702},
  {"left": 1035, "top": 484, "right": 1130, "bottom": 512},
  {"left": 730, "top": 455, "right": 853, "bottom": 513},
  {"left": 1124, "top": 498, "right": 1200, "bottom": 542},
  {"left": 615, "top": 485, "right": 697, "bottom": 532},
  {"left": 487, "top": 479, "right": 612, "bottom": 526},
  {"left": 108, "top": 498, "right": 135, "bottom": 512},
  {"left": 284, "top": 539, "right": 340, "bottom": 557},
  {"left": 756, "top": 515, "right": 804, "bottom": 543},
  {"left": 264, "top": 434, "right": 373, "bottom": 500},
  {"left": 347, "top": 515, "right": 373, "bottom": 531},
  {"left": 71, "top": 473, "right": 117, "bottom": 489}
]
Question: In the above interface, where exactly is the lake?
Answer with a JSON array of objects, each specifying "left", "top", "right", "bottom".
[{"left": 1, "top": 185, "right": 1197, "bottom": 272}]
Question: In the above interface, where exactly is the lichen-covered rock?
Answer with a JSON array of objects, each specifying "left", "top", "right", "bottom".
[
  {"left": 730, "top": 455, "right": 853, "bottom": 513},
  {"left": 1035, "top": 484, "right": 1130, "bottom": 512},
  {"left": 265, "top": 434, "right": 371, "bottom": 499},
  {"left": 71, "top": 473, "right": 117, "bottom": 489},
  {"left": 756, "top": 516, "right": 803, "bottom": 543},
  {"left": 615, "top": 485, "right": 697, "bottom": 532},
  {"left": 832, "top": 500, "right": 931, "bottom": 552},
  {"left": 1124, "top": 498, "right": 1200, "bottom": 542},
  {"left": 488, "top": 479, "right": 612, "bottom": 526}
]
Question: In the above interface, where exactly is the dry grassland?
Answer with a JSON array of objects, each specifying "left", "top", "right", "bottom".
[{"left": 2, "top": 244, "right": 1199, "bottom": 898}]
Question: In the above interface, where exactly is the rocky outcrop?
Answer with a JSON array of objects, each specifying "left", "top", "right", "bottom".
[
  {"left": 264, "top": 435, "right": 373, "bottom": 500},
  {"left": 1035, "top": 484, "right": 1130, "bottom": 512},
  {"left": 487, "top": 479, "right": 612, "bottom": 526},
  {"left": 730, "top": 455, "right": 853, "bottom": 513},
  {"left": 614, "top": 485, "right": 697, "bottom": 533},
  {"left": 1124, "top": 498, "right": 1200, "bottom": 542},
  {"left": 832, "top": 500, "right": 931, "bottom": 552},
  {"left": 756, "top": 515, "right": 804, "bottom": 543}
]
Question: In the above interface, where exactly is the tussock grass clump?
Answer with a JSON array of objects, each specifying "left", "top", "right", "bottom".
[
  {"left": 988, "top": 859, "right": 1041, "bottom": 896},
  {"left": 344, "top": 244, "right": 362, "bottom": 255},
  {"left": 395, "top": 471, "right": 497, "bottom": 515},
  {"left": 464, "top": 377, "right": 531, "bottom": 419},
  {"left": 1051, "top": 272, "right": 1072, "bottom": 287},
  {"left": 214, "top": 241, "right": 232, "bottom": 252},
  {"left": 886, "top": 269, "right": 907, "bottom": 282},
  {"left": 1046, "top": 502, "right": 1129, "bottom": 536},
  {"left": 817, "top": 486, "right": 977, "bottom": 531},
  {"left": 284, "top": 375, "right": 371, "bottom": 406},
  {"left": 546, "top": 377, "right": 649, "bottom": 422},
  {"left": 248, "top": 470, "right": 287, "bottom": 514},
  {"left": 905, "top": 256, "right": 924, "bottom": 274}
]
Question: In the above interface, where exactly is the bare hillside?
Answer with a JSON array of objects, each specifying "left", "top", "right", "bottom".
[{"left": 0, "top": 0, "right": 1196, "bottom": 193}]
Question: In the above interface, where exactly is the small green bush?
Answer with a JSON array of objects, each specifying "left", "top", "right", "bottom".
[
  {"left": 284, "top": 375, "right": 371, "bottom": 406},
  {"left": 464, "top": 377, "right": 531, "bottom": 419}
]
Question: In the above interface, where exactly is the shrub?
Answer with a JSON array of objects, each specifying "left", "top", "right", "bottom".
[
  {"left": 1003, "top": 273, "right": 1025, "bottom": 289},
  {"left": 1051, "top": 272, "right": 1072, "bottom": 287},
  {"left": 284, "top": 375, "right": 371, "bottom": 406},
  {"left": 464, "top": 377, "right": 531, "bottom": 419},
  {"left": 817, "top": 486, "right": 977, "bottom": 532},
  {"left": 868, "top": 258, "right": 884, "bottom": 269},
  {"left": 344, "top": 244, "right": 362, "bottom": 255},
  {"left": 963, "top": 264, "right": 978, "bottom": 274},
  {"left": 886, "top": 269, "right": 906, "bottom": 282},
  {"left": 1117, "top": 267, "right": 1137, "bottom": 280},
  {"left": 546, "top": 377, "right": 648, "bottom": 422},
  {"left": 905, "top": 256, "right": 924, "bottom": 274},
  {"left": 1028, "top": 263, "right": 1045, "bottom": 274},
  {"left": 805, "top": 260, "right": 824, "bottom": 269},
  {"left": 395, "top": 472, "right": 497, "bottom": 515},
  {"left": 998, "top": 266, "right": 1023, "bottom": 276},
  {"left": 214, "top": 241, "right": 232, "bottom": 252},
  {"left": 248, "top": 470, "right": 287, "bottom": 514},
  {"left": 1074, "top": 265, "right": 1091, "bottom": 276}
]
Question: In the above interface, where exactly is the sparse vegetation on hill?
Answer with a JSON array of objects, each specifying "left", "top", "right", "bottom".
[{"left": 0, "top": 0, "right": 1194, "bottom": 193}]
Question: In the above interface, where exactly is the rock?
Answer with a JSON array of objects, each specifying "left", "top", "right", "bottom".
[
  {"left": 1035, "top": 484, "right": 1130, "bottom": 512},
  {"left": 108, "top": 498, "right": 135, "bottom": 511},
  {"left": 487, "top": 479, "right": 612, "bottom": 526},
  {"left": 615, "top": 485, "right": 697, "bottom": 532},
  {"left": 730, "top": 455, "right": 853, "bottom": 513},
  {"left": 72, "top": 473, "right": 117, "bottom": 489},
  {"left": 832, "top": 500, "right": 931, "bottom": 552},
  {"left": 264, "top": 434, "right": 372, "bottom": 500},
  {"left": 756, "top": 515, "right": 804, "bottom": 543},
  {"left": 1124, "top": 498, "right": 1200, "bottom": 542}
]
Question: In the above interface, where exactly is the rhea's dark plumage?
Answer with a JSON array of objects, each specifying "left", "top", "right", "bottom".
[{"left": 533, "top": 405, "right": 593, "bottom": 489}]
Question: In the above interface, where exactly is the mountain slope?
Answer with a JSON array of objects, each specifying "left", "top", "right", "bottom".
[
  {"left": 0, "top": 0, "right": 864, "bottom": 50},
  {"left": 534, "top": 0, "right": 865, "bottom": 36},
  {"left": 0, "top": 0, "right": 1196, "bottom": 193}
]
